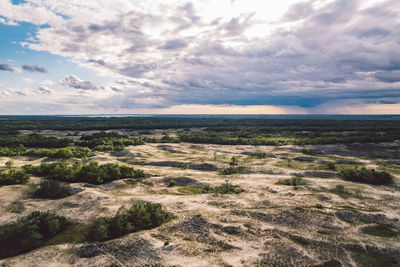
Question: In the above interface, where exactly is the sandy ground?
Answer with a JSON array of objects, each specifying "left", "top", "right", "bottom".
[{"left": 0, "top": 141, "right": 399, "bottom": 266}]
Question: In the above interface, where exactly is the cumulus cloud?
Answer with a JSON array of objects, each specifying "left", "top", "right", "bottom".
[
  {"left": 23, "top": 65, "right": 48, "bottom": 73},
  {"left": 0, "top": 91, "right": 12, "bottom": 97},
  {"left": 0, "top": 0, "right": 63, "bottom": 26},
  {"left": 2, "top": 0, "right": 400, "bottom": 111},
  {"left": 60, "top": 75, "right": 98, "bottom": 90},
  {"left": 13, "top": 89, "right": 32, "bottom": 96},
  {"left": 0, "top": 63, "right": 20, "bottom": 73},
  {"left": 36, "top": 86, "right": 54, "bottom": 94}
]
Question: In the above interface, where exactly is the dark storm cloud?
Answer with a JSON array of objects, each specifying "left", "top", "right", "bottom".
[{"left": 22, "top": 65, "right": 48, "bottom": 73}]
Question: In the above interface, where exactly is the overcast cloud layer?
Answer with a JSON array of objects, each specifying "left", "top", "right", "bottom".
[{"left": 0, "top": 0, "right": 400, "bottom": 114}]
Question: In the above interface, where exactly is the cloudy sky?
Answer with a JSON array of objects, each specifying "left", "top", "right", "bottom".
[{"left": 0, "top": 0, "right": 399, "bottom": 114}]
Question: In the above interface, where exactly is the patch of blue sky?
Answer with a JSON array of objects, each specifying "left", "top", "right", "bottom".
[{"left": 0, "top": 21, "right": 112, "bottom": 91}]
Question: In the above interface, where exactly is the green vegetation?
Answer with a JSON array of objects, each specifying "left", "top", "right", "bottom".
[
  {"left": 253, "top": 151, "right": 267, "bottom": 158},
  {"left": 276, "top": 177, "right": 307, "bottom": 186},
  {"left": 275, "top": 159, "right": 328, "bottom": 171},
  {"left": 23, "top": 162, "right": 145, "bottom": 184},
  {"left": 220, "top": 166, "right": 249, "bottom": 175},
  {"left": 79, "top": 132, "right": 145, "bottom": 151},
  {"left": 87, "top": 201, "right": 172, "bottom": 241},
  {"left": 178, "top": 181, "right": 244, "bottom": 195},
  {"left": 0, "top": 146, "right": 92, "bottom": 158},
  {"left": 0, "top": 116, "right": 399, "bottom": 146},
  {"left": 0, "top": 169, "right": 29, "bottom": 185},
  {"left": 0, "top": 211, "right": 69, "bottom": 259},
  {"left": 0, "top": 116, "right": 398, "bottom": 132},
  {"left": 230, "top": 156, "right": 239, "bottom": 166},
  {"left": 340, "top": 167, "right": 393, "bottom": 185},
  {"left": 214, "top": 181, "right": 245, "bottom": 194},
  {"left": 0, "top": 133, "right": 71, "bottom": 148},
  {"left": 361, "top": 225, "right": 398, "bottom": 238},
  {"left": 177, "top": 129, "right": 400, "bottom": 146},
  {"left": 166, "top": 179, "right": 176, "bottom": 187},
  {"left": 34, "top": 180, "right": 71, "bottom": 199}
]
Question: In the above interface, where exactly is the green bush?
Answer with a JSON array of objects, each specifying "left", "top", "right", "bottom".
[
  {"left": 88, "top": 201, "right": 171, "bottom": 241},
  {"left": 220, "top": 166, "right": 248, "bottom": 175},
  {"left": 0, "top": 169, "right": 29, "bottom": 185},
  {"left": 0, "top": 211, "right": 69, "bottom": 258},
  {"left": 276, "top": 177, "right": 306, "bottom": 186},
  {"left": 79, "top": 132, "right": 145, "bottom": 151},
  {"left": 23, "top": 162, "right": 145, "bottom": 184},
  {"left": 214, "top": 181, "right": 244, "bottom": 194},
  {"left": 340, "top": 167, "right": 393, "bottom": 185},
  {"left": 167, "top": 180, "right": 176, "bottom": 187},
  {"left": 0, "top": 133, "right": 71, "bottom": 148},
  {"left": 34, "top": 180, "right": 71, "bottom": 199},
  {"left": 0, "top": 146, "right": 92, "bottom": 158}
]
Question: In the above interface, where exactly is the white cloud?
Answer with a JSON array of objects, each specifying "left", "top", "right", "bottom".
[
  {"left": 0, "top": 17, "right": 18, "bottom": 26},
  {"left": 60, "top": 75, "right": 98, "bottom": 90},
  {"left": 23, "top": 78, "right": 35, "bottom": 83},
  {"left": 39, "top": 79, "right": 56, "bottom": 86},
  {"left": 0, "top": 91, "right": 12, "bottom": 97},
  {"left": 0, "top": 0, "right": 63, "bottom": 26},
  {"left": 1, "top": 0, "right": 400, "bottom": 112},
  {"left": 36, "top": 86, "right": 54, "bottom": 94}
]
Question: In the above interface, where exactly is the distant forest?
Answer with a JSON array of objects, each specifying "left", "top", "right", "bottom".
[
  {"left": 0, "top": 115, "right": 399, "bottom": 131},
  {"left": 0, "top": 116, "right": 399, "bottom": 147}
]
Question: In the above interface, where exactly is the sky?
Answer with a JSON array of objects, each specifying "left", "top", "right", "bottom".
[{"left": 0, "top": 0, "right": 399, "bottom": 115}]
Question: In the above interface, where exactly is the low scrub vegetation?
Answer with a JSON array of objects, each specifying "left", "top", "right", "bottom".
[
  {"left": 0, "top": 211, "right": 70, "bottom": 259},
  {"left": 23, "top": 162, "right": 145, "bottom": 184},
  {"left": 0, "top": 146, "right": 91, "bottom": 158},
  {"left": 361, "top": 225, "right": 398, "bottom": 238},
  {"left": 0, "top": 169, "right": 29, "bottom": 185},
  {"left": 34, "top": 180, "right": 71, "bottom": 199},
  {"left": 78, "top": 132, "right": 144, "bottom": 151},
  {"left": 213, "top": 181, "right": 245, "bottom": 194},
  {"left": 178, "top": 181, "right": 244, "bottom": 195},
  {"left": 0, "top": 133, "right": 71, "bottom": 148},
  {"left": 220, "top": 166, "right": 249, "bottom": 175},
  {"left": 276, "top": 177, "right": 306, "bottom": 186},
  {"left": 88, "top": 201, "right": 172, "bottom": 241},
  {"left": 340, "top": 167, "right": 393, "bottom": 185}
]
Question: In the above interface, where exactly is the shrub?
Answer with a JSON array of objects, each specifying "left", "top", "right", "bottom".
[
  {"left": 0, "top": 211, "right": 69, "bottom": 258},
  {"left": 230, "top": 156, "right": 239, "bottom": 166},
  {"left": 220, "top": 166, "right": 248, "bottom": 175},
  {"left": 340, "top": 167, "right": 393, "bottom": 185},
  {"left": 253, "top": 151, "right": 267, "bottom": 158},
  {"left": 167, "top": 180, "right": 176, "bottom": 187},
  {"left": 276, "top": 177, "right": 306, "bottom": 186},
  {"left": 214, "top": 181, "right": 244, "bottom": 194},
  {"left": 23, "top": 162, "right": 145, "bottom": 184},
  {"left": 0, "top": 169, "right": 29, "bottom": 185},
  {"left": 78, "top": 133, "right": 145, "bottom": 151},
  {"left": 34, "top": 180, "right": 71, "bottom": 199},
  {"left": 88, "top": 201, "right": 172, "bottom": 241}
]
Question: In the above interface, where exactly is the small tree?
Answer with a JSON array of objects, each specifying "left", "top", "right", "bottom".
[
  {"left": 5, "top": 161, "right": 13, "bottom": 169},
  {"left": 230, "top": 156, "right": 238, "bottom": 166}
]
